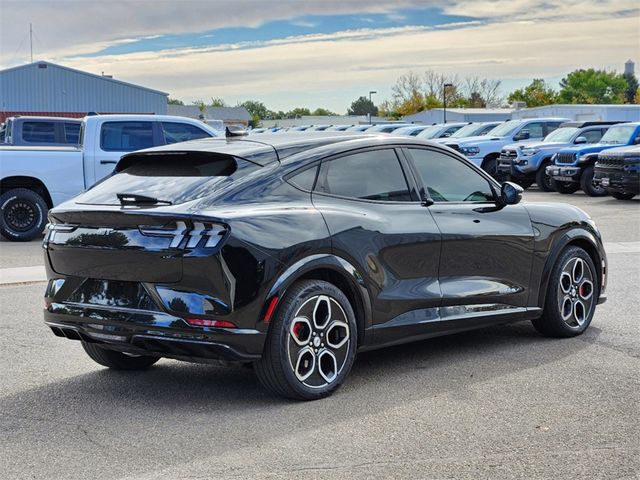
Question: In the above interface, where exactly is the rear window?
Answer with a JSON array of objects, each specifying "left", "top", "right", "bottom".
[
  {"left": 64, "top": 123, "right": 80, "bottom": 144},
  {"left": 100, "top": 121, "right": 154, "bottom": 152},
  {"left": 76, "top": 152, "right": 260, "bottom": 205},
  {"left": 22, "top": 121, "right": 56, "bottom": 143}
]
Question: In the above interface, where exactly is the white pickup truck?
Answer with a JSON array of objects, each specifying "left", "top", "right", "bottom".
[{"left": 0, "top": 114, "right": 219, "bottom": 241}]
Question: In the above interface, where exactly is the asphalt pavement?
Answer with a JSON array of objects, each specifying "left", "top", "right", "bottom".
[{"left": 0, "top": 189, "right": 638, "bottom": 479}]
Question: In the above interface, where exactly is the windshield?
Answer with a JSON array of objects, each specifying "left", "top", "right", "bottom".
[
  {"left": 600, "top": 125, "right": 636, "bottom": 144},
  {"left": 486, "top": 120, "right": 522, "bottom": 137},
  {"left": 416, "top": 125, "right": 443, "bottom": 139},
  {"left": 544, "top": 127, "right": 578, "bottom": 143},
  {"left": 451, "top": 124, "right": 485, "bottom": 138}
]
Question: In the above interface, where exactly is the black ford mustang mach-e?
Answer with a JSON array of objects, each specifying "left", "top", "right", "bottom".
[{"left": 43, "top": 133, "right": 607, "bottom": 400}]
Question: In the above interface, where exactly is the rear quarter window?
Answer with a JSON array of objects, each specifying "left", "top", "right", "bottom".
[{"left": 100, "top": 121, "right": 154, "bottom": 152}]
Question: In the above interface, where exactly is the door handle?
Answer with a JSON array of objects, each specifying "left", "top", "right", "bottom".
[{"left": 100, "top": 160, "right": 118, "bottom": 165}]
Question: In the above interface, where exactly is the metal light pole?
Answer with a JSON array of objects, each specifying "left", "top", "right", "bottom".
[
  {"left": 369, "top": 90, "right": 377, "bottom": 124},
  {"left": 443, "top": 83, "right": 453, "bottom": 123}
]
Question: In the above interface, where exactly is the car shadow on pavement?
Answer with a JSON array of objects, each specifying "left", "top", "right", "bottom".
[{"left": 0, "top": 320, "right": 599, "bottom": 479}]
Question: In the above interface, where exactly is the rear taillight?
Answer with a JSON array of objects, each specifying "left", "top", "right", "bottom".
[
  {"left": 185, "top": 318, "right": 236, "bottom": 328},
  {"left": 138, "top": 221, "right": 226, "bottom": 249}
]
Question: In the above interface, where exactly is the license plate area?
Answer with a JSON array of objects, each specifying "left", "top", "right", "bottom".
[
  {"left": 601, "top": 178, "right": 610, "bottom": 186},
  {"left": 66, "top": 278, "right": 160, "bottom": 311},
  {"left": 555, "top": 176, "right": 574, "bottom": 182}
]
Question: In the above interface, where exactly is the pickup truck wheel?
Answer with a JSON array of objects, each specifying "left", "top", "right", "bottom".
[
  {"left": 551, "top": 180, "right": 580, "bottom": 194},
  {"left": 580, "top": 166, "right": 607, "bottom": 197},
  {"left": 611, "top": 191, "right": 636, "bottom": 200},
  {"left": 0, "top": 188, "right": 48, "bottom": 242},
  {"left": 535, "top": 161, "right": 554, "bottom": 192},
  {"left": 481, "top": 156, "right": 499, "bottom": 179}
]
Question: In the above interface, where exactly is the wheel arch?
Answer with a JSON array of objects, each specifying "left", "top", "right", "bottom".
[
  {"left": 0, "top": 175, "right": 53, "bottom": 208},
  {"left": 262, "top": 254, "right": 372, "bottom": 346},
  {"left": 537, "top": 229, "right": 604, "bottom": 310}
]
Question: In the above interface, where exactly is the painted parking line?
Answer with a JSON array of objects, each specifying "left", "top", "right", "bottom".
[{"left": 0, "top": 265, "right": 47, "bottom": 285}]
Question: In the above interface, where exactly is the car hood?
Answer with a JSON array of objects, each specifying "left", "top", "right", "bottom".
[
  {"left": 504, "top": 141, "right": 568, "bottom": 151},
  {"left": 558, "top": 143, "right": 624, "bottom": 155}
]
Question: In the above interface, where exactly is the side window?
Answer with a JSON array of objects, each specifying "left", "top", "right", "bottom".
[
  {"left": 408, "top": 148, "right": 494, "bottom": 202},
  {"left": 317, "top": 149, "right": 412, "bottom": 202},
  {"left": 64, "top": 123, "right": 80, "bottom": 144},
  {"left": 545, "top": 122, "right": 563, "bottom": 135},
  {"left": 442, "top": 125, "right": 462, "bottom": 137},
  {"left": 161, "top": 122, "right": 211, "bottom": 145},
  {"left": 524, "top": 122, "right": 545, "bottom": 138},
  {"left": 100, "top": 121, "right": 154, "bottom": 152},
  {"left": 288, "top": 165, "right": 318, "bottom": 191},
  {"left": 21, "top": 121, "right": 56, "bottom": 143},
  {"left": 581, "top": 129, "right": 604, "bottom": 143}
]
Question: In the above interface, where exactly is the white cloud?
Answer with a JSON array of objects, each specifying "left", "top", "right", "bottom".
[{"left": 53, "top": 14, "right": 638, "bottom": 111}]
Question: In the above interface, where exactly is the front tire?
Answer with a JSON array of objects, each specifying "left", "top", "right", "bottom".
[
  {"left": 535, "top": 161, "right": 554, "bottom": 192},
  {"left": 532, "top": 246, "right": 598, "bottom": 338},
  {"left": 255, "top": 280, "right": 357, "bottom": 400},
  {"left": 580, "top": 166, "right": 607, "bottom": 197},
  {"left": 82, "top": 342, "right": 160, "bottom": 370},
  {"left": 481, "top": 156, "right": 499, "bottom": 179},
  {"left": 0, "top": 188, "right": 48, "bottom": 241}
]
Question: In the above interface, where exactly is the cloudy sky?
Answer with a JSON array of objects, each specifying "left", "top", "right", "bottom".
[{"left": 0, "top": 0, "right": 638, "bottom": 112}]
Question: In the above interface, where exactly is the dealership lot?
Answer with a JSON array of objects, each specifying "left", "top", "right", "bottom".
[{"left": 1, "top": 190, "right": 638, "bottom": 479}]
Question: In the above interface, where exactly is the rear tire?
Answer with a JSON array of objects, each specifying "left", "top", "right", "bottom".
[
  {"left": 610, "top": 191, "right": 635, "bottom": 200},
  {"left": 532, "top": 246, "right": 598, "bottom": 338},
  {"left": 0, "top": 188, "right": 48, "bottom": 241},
  {"left": 535, "top": 161, "right": 554, "bottom": 192},
  {"left": 580, "top": 166, "right": 607, "bottom": 197},
  {"left": 255, "top": 280, "right": 357, "bottom": 400},
  {"left": 82, "top": 342, "right": 160, "bottom": 370},
  {"left": 551, "top": 180, "right": 580, "bottom": 194}
]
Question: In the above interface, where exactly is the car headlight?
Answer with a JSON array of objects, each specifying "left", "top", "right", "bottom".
[
  {"left": 521, "top": 148, "right": 539, "bottom": 157},
  {"left": 459, "top": 146, "right": 480, "bottom": 156}
]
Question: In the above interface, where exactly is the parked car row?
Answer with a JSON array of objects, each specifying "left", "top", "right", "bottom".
[{"left": 257, "top": 119, "right": 639, "bottom": 200}]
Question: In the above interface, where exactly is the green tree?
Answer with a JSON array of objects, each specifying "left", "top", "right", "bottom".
[
  {"left": 347, "top": 96, "right": 378, "bottom": 116},
  {"left": 192, "top": 100, "right": 206, "bottom": 113},
  {"left": 238, "top": 100, "right": 268, "bottom": 128},
  {"left": 210, "top": 97, "right": 227, "bottom": 107},
  {"left": 286, "top": 107, "right": 311, "bottom": 118},
  {"left": 311, "top": 107, "right": 337, "bottom": 116},
  {"left": 507, "top": 78, "right": 559, "bottom": 107},
  {"left": 167, "top": 97, "right": 184, "bottom": 105},
  {"left": 558, "top": 69, "right": 627, "bottom": 104},
  {"left": 623, "top": 73, "right": 639, "bottom": 104}
]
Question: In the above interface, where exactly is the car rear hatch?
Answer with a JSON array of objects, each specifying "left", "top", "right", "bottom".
[{"left": 46, "top": 145, "right": 274, "bottom": 283}]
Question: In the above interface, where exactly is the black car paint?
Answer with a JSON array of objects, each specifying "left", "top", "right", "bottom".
[{"left": 43, "top": 133, "right": 607, "bottom": 363}]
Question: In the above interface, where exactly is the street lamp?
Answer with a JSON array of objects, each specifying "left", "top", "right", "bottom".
[
  {"left": 443, "top": 83, "right": 453, "bottom": 123},
  {"left": 369, "top": 90, "right": 377, "bottom": 124}
]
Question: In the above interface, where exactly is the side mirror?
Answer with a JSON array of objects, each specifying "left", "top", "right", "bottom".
[
  {"left": 574, "top": 136, "right": 587, "bottom": 144},
  {"left": 514, "top": 129, "right": 530, "bottom": 141},
  {"left": 500, "top": 181, "right": 523, "bottom": 206},
  {"left": 634, "top": 136, "right": 640, "bottom": 145}
]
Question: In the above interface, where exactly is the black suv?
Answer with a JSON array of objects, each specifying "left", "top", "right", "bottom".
[
  {"left": 44, "top": 133, "right": 607, "bottom": 400},
  {"left": 593, "top": 145, "right": 640, "bottom": 200}
]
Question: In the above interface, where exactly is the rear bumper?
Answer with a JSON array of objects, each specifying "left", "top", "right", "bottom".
[
  {"left": 44, "top": 303, "right": 265, "bottom": 362},
  {"left": 546, "top": 165, "right": 582, "bottom": 183}
]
